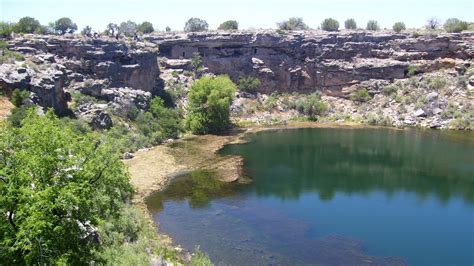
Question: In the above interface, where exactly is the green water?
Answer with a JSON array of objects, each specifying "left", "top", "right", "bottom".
[{"left": 147, "top": 128, "right": 474, "bottom": 265}]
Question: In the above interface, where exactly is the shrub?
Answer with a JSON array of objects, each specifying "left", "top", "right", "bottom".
[
  {"left": 427, "top": 76, "right": 447, "bottom": 90},
  {"left": 277, "top": 17, "right": 308, "bottom": 31},
  {"left": 14, "top": 16, "right": 41, "bottom": 33},
  {"left": 190, "top": 246, "right": 213, "bottom": 266},
  {"left": 184, "top": 18, "right": 208, "bottom": 32},
  {"left": 366, "top": 20, "right": 380, "bottom": 31},
  {"left": 119, "top": 20, "right": 138, "bottom": 37},
  {"left": 11, "top": 88, "right": 29, "bottom": 107},
  {"left": 406, "top": 65, "right": 418, "bottom": 77},
  {"left": 444, "top": 18, "right": 468, "bottom": 33},
  {"left": 393, "top": 22, "right": 406, "bottom": 33},
  {"left": 185, "top": 75, "right": 236, "bottom": 134},
  {"left": 191, "top": 52, "right": 203, "bottom": 75},
  {"left": 0, "top": 22, "right": 15, "bottom": 38},
  {"left": 350, "top": 88, "right": 372, "bottom": 102},
  {"left": 344, "top": 18, "right": 357, "bottom": 30},
  {"left": 382, "top": 84, "right": 399, "bottom": 96},
  {"left": 138, "top": 21, "right": 154, "bottom": 34},
  {"left": 321, "top": 18, "right": 339, "bottom": 31},
  {"left": 237, "top": 76, "right": 261, "bottom": 93},
  {"left": 165, "top": 26, "right": 171, "bottom": 32},
  {"left": 7, "top": 105, "right": 29, "bottom": 127},
  {"left": 426, "top": 17, "right": 441, "bottom": 30},
  {"left": 81, "top": 25, "right": 92, "bottom": 36},
  {"left": 218, "top": 20, "right": 238, "bottom": 31},
  {"left": 295, "top": 92, "right": 328, "bottom": 120},
  {"left": 54, "top": 17, "right": 78, "bottom": 34},
  {"left": 264, "top": 95, "right": 278, "bottom": 110}
]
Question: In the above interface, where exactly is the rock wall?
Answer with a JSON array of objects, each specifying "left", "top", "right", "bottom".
[
  {"left": 150, "top": 31, "right": 474, "bottom": 95},
  {"left": 1, "top": 35, "right": 160, "bottom": 114}
]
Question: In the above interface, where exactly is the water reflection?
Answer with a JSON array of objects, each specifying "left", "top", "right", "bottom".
[{"left": 221, "top": 128, "right": 474, "bottom": 203}]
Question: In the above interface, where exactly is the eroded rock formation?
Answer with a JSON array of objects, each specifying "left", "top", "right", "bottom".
[{"left": 151, "top": 31, "right": 473, "bottom": 95}]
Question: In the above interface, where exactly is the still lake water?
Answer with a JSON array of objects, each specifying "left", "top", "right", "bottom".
[{"left": 147, "top": 128, "right": 474, "bottom": 265}]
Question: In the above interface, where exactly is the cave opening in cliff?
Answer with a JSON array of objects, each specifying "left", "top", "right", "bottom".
[{"left": 254, "top": 48, "right": 257, "bottom": 54}]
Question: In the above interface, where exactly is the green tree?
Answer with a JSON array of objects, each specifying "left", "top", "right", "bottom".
[
  {"left": 321, "top": 18, "right": 339, "bottom": 31},
  {"left": 277, "top": 17, "right": 308, "bottom": 30},
  {"left": 238, "top": 76, "right": 261, "bottom": 93},
  {"left": 54, "top": 17, "right": 78, "bottom": 34},
  {"left": 444, "top": 18, "right": 468, "bottom": 33},
  {"left": 344, "top": 18, "right": 357, "bottom": 30},
  {"left": 11, "top": 88, "right": 29, "bottom": 107},
  {"left": 185, "top": 75, "right": 236, "bottom": 134},
  {"left": 106, "top": 23, "right": 118, "bottom": 36},
  {"left": 0, "top": 110, "right": 133, "bottom": 264},
  {"left": 393, "top": 22, "right": 406, "bottom": 33},
  {"left": 184, "top": 18, "right": 209, "bottom": 32},
  {"left": 119, "top": 20, "right": 138, "bottom": 37},
  {"left": 366, "top": 20, "right": 380, "bottom": 31},
  {"left": 218, "top": 20, "right": 238, "bottom": 31},
  {"left": 81, "top": 25, "right": 92, "bottom": 36},
  {"left": 14, "top": 16, "right": 41, "bottom": 33},
  {"left": 137, "top": 21, "right": 154, "bottom": 34},
  {"left": 191, "top": 52, "right": 204, "bottom": 76},
  {"left": 0, "top": 22, "right": 15, "bottom": 38},
  {"left": 165, "top": 26, "right": 171, "bottom": 32}
]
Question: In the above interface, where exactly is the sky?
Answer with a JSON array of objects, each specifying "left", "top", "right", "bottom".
[{"left": 1, "top": 0, "right": 473, "bottom": 32}]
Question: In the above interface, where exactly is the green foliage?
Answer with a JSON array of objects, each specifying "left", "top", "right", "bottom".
[
  {"left": 0, "top": 22, "right": 15, "bottom": 38},
  {"left": 14, "top": 16, "right": 41, "bottom": 33},
  {"left": 264, "top": 95, "right": 278, "bottom": 110},
  {"left": 366, "top": 20, "right": 380, "bottom": 31},
  {"left": 0, "top": 110, "right": 133, "bottom": 264},
  {"left": 119, "top": 20, "right": 138, "bottom": 37},
  {"left": 191, "top": 52, "right": 203, "bottom": 75},
  {"left": 190, "top": 246, "right": 213, "bottom": 266},
  {"left": 184, "top": 18, "right": 209, "bottom": 32},
  {"left": 7, "top": 106, "right": 30, "bottom": 128},
  {"left": 350, "top": 88, "right": 372, "bottom": 102},
  {"left": 81, "top": 25, "right": 92, "bottom": 36},
  {"left": 237, "top": 76, "right": 261, "bottom": 93},
  {"left": 295, "top": 92, "right": 328, "bottom": 120},
  {"left": 393, "top": 22, "right": 406, "bottom": 33},
  {"left": 365, "top": 112, "right": 392, "bottom": 126},
  {"left": 54, "top": 17, "right": 78, "bottom": 34},
  {"left": 277, "top": 17, "right": 308, "bottom": 31},
  {"left": 382, "top": 84, "right": 399, "bottom": 96},
  {"left": 321, "top": 18, "right": 339, "bottom": 31},
  {"left": 106, "top": 23, "right": 119, "bottom": 36},
  {"left": 344, "top": 18, "right": 357, "bottom": 30},
  {"left": 406, "top": 65, "right": 418, "bottom": 77},
  {"left": 218, "top": 20, "right": 238, "bottom": 31},
  {"left": 427, "top": 76, "right": 447, "bottom": 90},
  {"left": 165, "top": 26, "right": 171, "bottom": 32},
  {"left": 138, "top": 21, "right": 154, "bottom": 34},
  {"left": 11, "top": 88, "right": 29, "bottom": 107},
  {"left": 185, "top": 75, "right": 236, "bottom": 134},
  {"left": 444, "top": 18, "right": 468, "bottom": 33}
]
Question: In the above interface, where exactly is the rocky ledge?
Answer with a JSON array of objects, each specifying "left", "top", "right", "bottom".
[{"left": 150, "top": 31, "right": 474, "bottom": 95}]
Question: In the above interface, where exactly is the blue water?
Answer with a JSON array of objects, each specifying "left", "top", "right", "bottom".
[{"left": 147, "top": 128, "right": 474, "bottom": 265}]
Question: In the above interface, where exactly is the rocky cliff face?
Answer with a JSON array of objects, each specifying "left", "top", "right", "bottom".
[
  {"left": 151, "top": 31, "right": 474, "bottom": 95},
  {"left": 1, "top": 35, "right": 160, "bottom": 116}
]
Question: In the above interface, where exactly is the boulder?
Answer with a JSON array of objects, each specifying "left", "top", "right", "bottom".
[{"left": 76, "top": 103, "right": 112, "bottom": 130}]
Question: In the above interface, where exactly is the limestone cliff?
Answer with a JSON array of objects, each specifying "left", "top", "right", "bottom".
[{"left": 151, "top": 31, "right": 473, "bottom": 95}]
